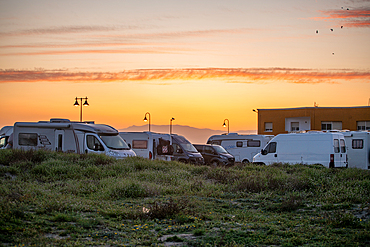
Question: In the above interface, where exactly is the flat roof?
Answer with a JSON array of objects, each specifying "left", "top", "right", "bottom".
[{"left": 257, "top": 106, "right": 370, "bottom": 111}]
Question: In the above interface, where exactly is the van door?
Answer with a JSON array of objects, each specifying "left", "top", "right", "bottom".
[
  {"left": 340, "top": 139, "right": 347, "bottom": 167},
  {"left": 261, "top": 141, "right": 278, "bottom": 165},
  {"left": 55, "top": 130, "right": 64, "bottom": 152},
  {"left": 85, "top": 134, "right": 105, "bottom": 154}
]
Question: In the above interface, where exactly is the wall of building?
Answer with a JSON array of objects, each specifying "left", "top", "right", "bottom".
[{"left": 257, "top": 106, "right": 370, "bottom": 135}]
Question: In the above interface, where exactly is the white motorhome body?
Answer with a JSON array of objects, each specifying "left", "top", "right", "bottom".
[
  {"left": 342, "top": 131, "right": 370, "bottom": 169},
  {"left": 119, "top": 132, "right": 173, "bottom": 161},
  {"left": 207, "top": 133, "right": 274, "bottom": 163},
  {"left": 13, "top": 119, "right": 136, "bottom": 158},
  {"left": 120, "top": 132, "right": 204, "bottom": 164},
  {"left": 253, "top": 132, "right": 347, "bottom": 168},
  {"left": 0, "top": 126, "right": 13, "bottom": 149}
]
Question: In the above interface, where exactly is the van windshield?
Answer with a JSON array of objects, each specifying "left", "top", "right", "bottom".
[
  {"left": 100, "top": 135, "right": 130, "bottom": 150},
  {"left": 173, "top": 135, "right": 198, "bottom": 153},
  {"left": 213, "top": 145, "right": 228, "bottom": 154}
]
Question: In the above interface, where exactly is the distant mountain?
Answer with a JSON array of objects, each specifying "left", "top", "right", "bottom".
[{"left": 119, "top": 124, "right": 256, "bottom": 144}]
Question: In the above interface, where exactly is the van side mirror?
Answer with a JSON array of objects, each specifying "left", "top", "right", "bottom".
[
  {"left": 94, "top": 143, "right": 104, "bottom": 151},
  {"left": 261, "top": 149, "right": 267, "bottom": 155}
]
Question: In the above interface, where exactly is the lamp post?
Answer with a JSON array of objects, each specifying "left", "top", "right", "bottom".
[
  {"left": 143, "top": 112, "right": 151, "bottom": 132},
  {"left": 223, "top": 119, "right": 229, "bottom": 134},
  {"left": 170, "top": 117, "right": 175, "bottom": 135},
  {"left": 253, "top": 109, "right": 258, "bottom": 134},
  {"left": 74, "top": 97, "right": 89, "bottom": 122}
]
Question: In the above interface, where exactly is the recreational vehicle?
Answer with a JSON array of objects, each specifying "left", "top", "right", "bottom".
[
  {"left": 12, "top": 119, "right": 136, "bottom": 158},
  {"left": 0, "top": 126, "right": 13, "bottom": 149},
  {"left": 342, "top": 131, "right": 370, "bottom": 169},
  {"left": 206, "top": 133, "right": 274, "bottom": 163},
  {"left": 120, "top": 132, "right": 204, "bottom": 165},
  {"left": 253, "top": 132, "right": 347, "bottom": 168}
]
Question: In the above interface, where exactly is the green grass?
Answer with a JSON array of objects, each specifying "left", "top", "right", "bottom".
[{"left": 0, "top": 149, "right": 370, "bottom": 246}]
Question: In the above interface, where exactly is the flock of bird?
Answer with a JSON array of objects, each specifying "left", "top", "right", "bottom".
[{"left": 315, "top": 7, "right": 349, "bottom": 55}]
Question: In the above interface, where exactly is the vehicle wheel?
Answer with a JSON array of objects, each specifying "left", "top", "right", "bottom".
[
  {"left": 211, "top": 161, "right": 218, "bottom": 167},
  {"left": 178, "top": 159, "right": 188, "bottom": 164},
  {"left": 242, "top": 159, "right": 250, "bottom": 164}
]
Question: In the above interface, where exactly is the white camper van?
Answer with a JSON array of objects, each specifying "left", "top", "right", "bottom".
[
  {"left": 207, "top": 133, "right": 274, "bottom": 163},
  {"left": 253, "top": 132, "right": 347, "bottom": 168},
  {"left": 342, "top": 131, "right": 370, "bottom": 169},
  {"left": 0, "top": 126, "right": 13, "bottom": 149},
  {"left": 119, "top": 132, "right": 173, "bottom": 161},
  {"left": 13, "top": 119, "right": 136, "bottom": 158},
  {"left": 120, "top": 132, "right": 204, "bottom": 165}
]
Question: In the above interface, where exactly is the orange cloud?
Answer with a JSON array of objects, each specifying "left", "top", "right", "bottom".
[
  {"left": 1, "top": 68, "right": 369, "bottom": 84},
  {"left": 312, "top": 8, "right": 370, "bottom": 27}
]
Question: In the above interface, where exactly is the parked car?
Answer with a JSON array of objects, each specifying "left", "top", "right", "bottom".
[{"left": 194, "top": 144, "right": 235, "bottom": 166}]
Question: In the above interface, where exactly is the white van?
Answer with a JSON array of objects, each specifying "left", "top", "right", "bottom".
[
  {"left": 207, "top": 133, "right": 274, "bottom": 163},
  {"left": 342, "top": 131, "right": 370, "bottom": 169},
  {"left": 253, "top": 132, "right": 347, "bottom": 168},
  {"left": 13, "top": 118, "right": 136, "bottom": 159},
  {"left": 0, "top": 126, "right": 13, "bottom": 149},
  {"left": 120, "top": 132, "right": 204, "bottom": 165}
]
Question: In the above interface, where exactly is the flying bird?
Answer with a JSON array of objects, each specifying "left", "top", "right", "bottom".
[
  {"left": 316, "top": 30, "right": 319, "bottom": 34},
  {"left": 330, "top": 29, "right": 334, "bottom": 31},
  {"left": 341, "top": 26, "right": 343, "bottom": 29}
]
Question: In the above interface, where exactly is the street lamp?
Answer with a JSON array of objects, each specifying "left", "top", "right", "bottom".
[
  {"left": 143, "top": 112, "right": 151, "bottom": 132},
  {"left": 253, "top": 109, "right": 258, "bottom": 134},
  {"left": 74, "top": 97, "right": 89, "bottom": 122},
  {"left": 223, "top": 119, "right": 229, "bottom": 134},
  {"left": 170, "top": 117, "right": 175, "bottom": 135}
]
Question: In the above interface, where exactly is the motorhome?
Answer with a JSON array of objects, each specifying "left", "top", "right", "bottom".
[
  {"left": 120, "top": 132, "right": 204, "bottom": 165},
  {"left": 12, "top": 119, "right": 136, "bottom": 158},
  {"left": 253, "top": 132, "right": 347, "bottom": 168},
  {"left": 0, "top": 126, "right": 13, "bottom": 149},
  {"left": 206, "top": 133, "right": 274, "bottom": 163},
  {"left": 193, "top": 144, "right": 235, "bottom": 166},
  {"left": 342, "top": 131, "right": 370, "bottom": 169}
]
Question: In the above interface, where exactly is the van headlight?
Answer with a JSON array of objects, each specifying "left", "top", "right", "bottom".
[{"left": 107, "top": 150, "right": 124, "bottom": 157}]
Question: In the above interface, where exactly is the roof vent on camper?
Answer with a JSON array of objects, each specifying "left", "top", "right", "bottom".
[
  {"left": 227, "top": 133, "right": 239, "bottom": 136},
  {"left": 50, "top": 118, "right": 71, "bottom": 123}
]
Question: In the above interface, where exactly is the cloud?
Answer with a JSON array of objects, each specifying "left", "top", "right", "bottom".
[
  {"left": 1, "top": 68, "right": 369, "bottom": 84},
  {"left": 312, "top": 7, "right": 370, "bottom": 27}
]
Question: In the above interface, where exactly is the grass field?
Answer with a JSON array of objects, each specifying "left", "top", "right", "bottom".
[{"left": 1, "top": 149, "right": 369, "bottom": 246}]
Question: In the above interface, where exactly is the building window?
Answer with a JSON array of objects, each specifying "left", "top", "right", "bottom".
[
  {"left": 357, "top": 121, "right": 370, "bottom": 130},
  {"left": 291, "top": 122, "right": 299, "bottom": 131},
  {"left": 321, "top": 121, "right": 342, "bottom": 131},
  {"left": 264, "top": 122, "right": 273, "bottom": 132}
]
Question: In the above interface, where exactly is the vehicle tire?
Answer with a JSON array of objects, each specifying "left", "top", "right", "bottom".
[
  {"left": 178, "top": 159, "right": 188, "bottom": 164},
  {"left": 211, "top": 160, "right": 219, "bottom": 167},
  {"left": 242, "top": 159, "right": 250, "bottom": 164}
]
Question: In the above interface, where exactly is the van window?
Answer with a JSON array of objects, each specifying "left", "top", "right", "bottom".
[
  {"left": 334, "top": 139, "right": 340, "bottom": 153},
  {"left": 247, "top": 140, "right": 260, "bottom": 147},
  {"left": 132, "top": 140, "right": 148, "bottom": 149},
  {"left": 352, "top": 139, "right": 363, "bottom": 149},
  {"left": 265, "top": 142, "right": 276, "bottom": 153},
  {"left": 204, "top": 146, "right": 214, "bottom": 154},
  {"left": 340, "top": 139, "right": 346, "bottom": 153},
  {"left": 0, "top": 136, "right": 7, "bottom": 148},
  {"left": 236, "top": 141, "right": 243, "bottom": 147},
  {"left": 87, "top": 135, "right": 104, "bottom": 151},
  {"left": 18, "top": 133, "right": 38, "bottom": 146}
]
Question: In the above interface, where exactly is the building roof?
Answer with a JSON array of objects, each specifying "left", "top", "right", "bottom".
[{"left": 257, "top": 106, "right": 370, "bottom": 111}]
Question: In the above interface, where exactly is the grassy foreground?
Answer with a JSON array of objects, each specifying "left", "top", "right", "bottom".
[{"left": 0, "top": 149, "right": 370, "bottom": 246}]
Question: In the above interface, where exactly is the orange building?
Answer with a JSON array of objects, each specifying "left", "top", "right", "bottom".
[{"left": 256, "top": 106, "right": 370, "bottom": 135}]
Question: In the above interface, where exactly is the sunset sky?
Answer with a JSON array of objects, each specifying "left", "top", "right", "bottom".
[{"left": 1, "top": 0, "right": 370, "bottom": 134}]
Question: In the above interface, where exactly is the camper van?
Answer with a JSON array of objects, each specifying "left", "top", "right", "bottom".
[
  {"left": 253, "top": 132, "right": 347, "bottom": 168},
  {"left": 342, "top": 131, "right": 370, "bottom": 169},
  {"left": 207, "top": 133, "right": 274, "bottom": 163},
  {"left": 0, "top": 126, "right": 13, "bottom": 149},
  {"left": 12, "top": 119, "right": 136, "bottom": 158},
  {"left": 120, "top": 132, "right": 204, "bottom": 165}
]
